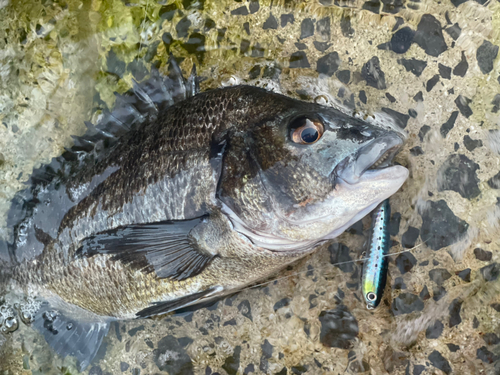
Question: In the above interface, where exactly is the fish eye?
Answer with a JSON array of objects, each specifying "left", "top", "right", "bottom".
[
  {"left": 290, "top": 117, "right": 324, "bottom": 145},
  {"left": 366, "top": 292, "right": 377, "bottom": 302}
]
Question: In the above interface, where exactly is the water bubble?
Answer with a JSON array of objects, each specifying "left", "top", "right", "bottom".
[
  {"left": 66, "top": 323, "right": 73, "bottom": 330},
  {"left": 42, "top": 310, "right": 59, "bottom": 322},
  {"left": 21, "top": 311, "right": 34, "bottom": 325},
  {"left": 2, "top": 317, "right": 18, "bottom": 333}
]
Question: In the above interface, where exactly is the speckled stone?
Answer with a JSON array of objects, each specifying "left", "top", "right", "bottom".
[
  {"left": 453, "top": 51, "right": 468, "bottom": 77},
  {"left": 361, "top": 56, "right": 386, "bottom": 89},
  {"left": 429, "top": 268, "right": 452, "bottom": 285},
  {"left": 483, "top": 333, "right": 500, "bottom": 345},
  {"left": 463, "top": 135, "right": 483, "bottom": 151},
  {"left": 402, "top": 226, "right": 419, "bottom": 248},
  {"left": 480, "top": 263, "right": 500, "bottom": 282},
  {"left": 393, "top": 277, "right": 406, "bottom": 290},
  {"left": 438, "top": 63, "right": 451, "bottom": 79},
  {"left": 263, "top": 14, "right": 278, "bottom": 30},
  {"left": 392, "top": 293, "right": 424, "bottom": 315},
  {"left": 418, "top": 125, "right": 430, "bottom": 141},
  {"left": 454, "top": 95, "right": 473, "bottom": 118},
  {"left": 399, "top": 58, "right": 427, "bottom": 77},
  {"left": 289, "top": 51, "right": 310, "bottom": 68},
  {"left": 474, "top": 248, "right": 492, "bottom": 261},
  {"left": 316, "top": 52, "right": 340, "bottom": 77},
  {"left": 381, "top": 108, "right": 410, "bottom": 129},
  {"left": 457, "top": 268, "right": 471, "bottom": 282},
  {"left": 449, "top": 299, "right": 462, "bottom": 327},
  {"left": 317, "top": 17, "right": 331, "bottom": 40},
  {"left": 476, "top": 346, "right": 499, "bottom": 364},
  {"left": 154, "top": 335, "right": 193, "bottom": 373},
  {"left": 340, "top": 15, "right": 354, "bottom": 37},
  {"left": 476, "top": 40, "right": 499, "bottom": 74},
  {"left": 429, "top": 350, "right": 452, "bottom": 374},
  {"left": 412, "top": 364, "right": 425, "bottom": 375},
  {"left": 300, "top": 18, "right": 314, "bottom": 39},
  {"left": 329, "top": 243, "right": 354, "bottom": 273},
  {"left": 336, "top": 70, "right": 350, "bottom": 84},
  {"left": 120, "top": 362, "right": 129, "bottom": 372},
  {"left": 433, "top": 286, "right": 447, "bottom": 301},
  {"left": 396, "top": 252, "right": 417, "bottom": 274},
  {"left": 447, "top": 343, "right": 460, "bottom": 352},
  {"left": 319, "top": 305, "right": 358, "bottom": 349},
  {"left": 426, "top": 74, "right": 440, "bottom": 92},
  {"left": 414, "top": 14, "right": 447, "bottom": 57},
  {"left": 222, "top": 346, "right": 241, "bottom": 375},
  {"left": 445, "top": 23, "right": 461, "bottom": 40},
  {"left": 425, "top": 320, "right": 443, "bottom": 339},
  {"left": 440, "top": 111, "right": 459, "bottom": 138},
  {"left": 389, "top": 27, "right": 414, "bottom": 54},
  {"left": 410, "top": 146, "right": 423, "bottom": 156},
  {"left": 437, "top": 154, "right": 480, "bottom": 199},
  {"left": 420, "top": 200, "right": 469, "bottom": 251},
  {"left": 419, "top": 285, "right": 430, "bottom": 300},
  {"left": 238, "top": 300, "right": 253, "bottom": 321}
]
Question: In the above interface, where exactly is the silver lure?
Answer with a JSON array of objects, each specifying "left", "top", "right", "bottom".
[{"left": 361, "top": 199, "right": 391, "bottom": 309}]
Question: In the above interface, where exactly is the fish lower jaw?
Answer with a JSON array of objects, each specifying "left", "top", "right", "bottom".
[{"left": 336, "top": 164, "right": 408, "bottom": 186}]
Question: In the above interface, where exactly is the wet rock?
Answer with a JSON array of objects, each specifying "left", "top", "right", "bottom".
[
  {"left": 455, "top": 95, "right": 473, "bottom": 118},
  {"left": 483, "top": 333, "right": 500, "bottom": 345},
  {"left": 391, "top": 293, "right": 424, "bottom": 315},
  {"left": 385, "top": 92, "right": 395, "bottom": 103},
  {"left": 396, "top": 252, "right": 417, "bottom": 274},
  {"left": 445, "top": 23, "right": 461, "bottom": 40},
  {"left": 428, "top": 350, "right": 452, "bottom": 374},
  {"left": 294, "top": 42, "right": 307, "bottom": 50},
  {"left": 440, "top": 111, "right": 459, "bottom": 138},
  {"left": 177, "top": 337, "right": 193, "bottom": 348},
  {"left": 492, "top": 94, "right": 500, "bottom": 113},
  {"left": 316, "top": 52, "right": 340, "bottom": 76},
  {"left": 317, "top": 17, "right": 331, "bottom": 40},
  {"left": 337, "top": 70, "right": 351, "bottom": 84},
  {"left": 464, "top": 135, "right": 483, "bottom": 152},
  {"left": 107, "top": 49, "right": 126, "bottom": 77},
  {"left": 223, "top": 318, "right": 236, "bottom": 327},
  {"left": 488, "top": 171, "right": 500, "bottom": 189},
  {"left": 359, "top": 90, "right": 367, "bottom": 104},
  {"left": 390, "top": 27, "right": 414, "bottom": 54},
  {"left": 274, "top": 368, "right": 287, "bottom": 375},
  {"left": 419, "top": 285, "right": 431, "bottom": 300},
  {"left": 418, "top": 125, "right": 430, "bottom": 141},
  {"left": 120, "top": 362, "right": 129, "bottom": 371},
  {"left": 477, "top": 346, "right": 499, "bottom": 364},
  {"left": 399, "top": 58, "right": 427, "bottom": 77},
  {"left": 319, "top": 305, "right": 359, "bottom": 349},
  {"left": 473, "top": 316, "right": 480, "bottom": 328},
  {"left": 433, "top": 286, "right": 447, "bottom": 301},
  {"left": 128, "top": 325, "right": 144, "bottom": 337},
  {"left": 154, "top": 335, "right": 193, "bottom": 374},
  {"left": 222, "top": 346, "right": 241, "bottom": 375},
  {"left": 449, "top": 299, "right": 463, "bottom": 327},
  {"left": 439, "top": 63, "right": 452, "bottom": 79},
  {"left": 457, "top": 268, "right": 471, "bottom": 282},
  {"left": 273, "top": 298, "right": 291, "bottom": 312},
  {"left": 249, "top": 0, "right": 259, "bottom": 13},
  {"left": 231, "top": 6, "right": 249, "bottom": 15},
  {"left": 238, "top": 300, "right": 253, "bottom": 321},
  {"left": 414, "top": 15, "right": 447, "bottom": 57},
  {"left": 437, "top": 154, "right": 480, "bottom": 199},
  {"left": 389, "top": 212, "right": 401, "bottom": 236},
  {"left": 181, "top": 32, "right": 206, "bottom": 62},
  {"left": 477, "top": 40, "right": 499, "bottom": 74},
  {"left": 329, "top": 243, "right": 354, "bottom": 273},
  {"left": 426, "top": 75, "right": 440, "bottom": 92},
  {"left": 340, "top": 15, "right": 354, "bottom": 37},
  {"left": 474, "top": 248, "right": 492, "bottom": 261},
  {"left": 429, "top": 268, "right": 452, "bottom": 285},
  {"left": 176, "top": 16, "right": 191, "bottom": 38},
  {"left": 289, "top": 51, "right": 309, "bottom": 68},
  {"left": 393, "top": 277, "right": 406, "bottom": 290},
  {"left": 244, "top": 364, "right": 255, "bottom": 374},
  {"left": 263, "top": 14, "right": 278, "bottom": 30},
  {"left": 251, "top": 43, "right": 265, "bottom": 58},
  {"left": 362, "top": 56, "right": 386, "bottom": 89},
  {"left": 313, "top": 41, "right": 331, "bottom": 52},
  {"left": 447, "top": 343, "right": 460, "bottom": 352},
  {"left": 410, "top": 146, "right": 423, "bottom": 156},
  {"left": 346, "top": 219, "right": 363, "bottom": 235},
  {"left": 402, "top": 227, "right": 420, "bottom": 248},
  {"left": 408, "top": 109, "right": 418, "bottom": 119},
  {"left": 425, "top": 320, "right": 443, "bottom": 339},
  {"left": 420, "top": 200, "right": 469, "bottom": 250},
  {"left": 281, "top": 14, "right": 294, "bottom": 27},
  {"left": 453, "top": 51, "right": 468, "bottom": 77},
  {"left": 89, "top": 367, "right": 102, "bottom": 375},
  {"left": 248, "top": 65, "right": 261, "bottom": 80},
  {"left": 413, "top": 364, "right": 425, "bottom": 375},
  {"left": 381, "top": 108, "right": 410, "bottom": 129},
  {"left": 259, "top": 340, "right": 273, "bottom": 373},
  {"left": 300, "top": 18, "right": 314, "bottom": 39},
  {"left": 291, "top": 365, "right": 308, "bottom": 374},
  {"left": 480, "top": 263, "right": 500, "bottom": 282}
]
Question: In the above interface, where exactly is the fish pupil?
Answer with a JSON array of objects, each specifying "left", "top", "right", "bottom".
[{"left": 301, "top": 128, "right": 319, "bottom": 143}]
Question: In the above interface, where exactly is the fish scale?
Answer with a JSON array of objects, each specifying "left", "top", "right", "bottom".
[{"left": 362, "top": 198, "right": 391, "bottom": 309}]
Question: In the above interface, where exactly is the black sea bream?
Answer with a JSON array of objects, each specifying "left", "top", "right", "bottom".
[{"left": 0, "top": 59, "right": 408, "bottom": 369}]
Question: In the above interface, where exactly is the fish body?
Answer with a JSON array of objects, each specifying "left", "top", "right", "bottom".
[
  {"left": 362, "top": 198, "right": 391, "bottom": 309},
  {"left": 1, "top": 60, "right": 408, "bottom": 369}
]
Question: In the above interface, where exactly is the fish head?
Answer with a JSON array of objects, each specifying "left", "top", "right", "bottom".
[{"left": 217, "top": 89, "right": 408, "bottom": 250}]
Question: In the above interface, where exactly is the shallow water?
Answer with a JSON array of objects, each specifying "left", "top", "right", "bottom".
[{"left": 1, "top": 0, "right": 500, "bottom": 374}]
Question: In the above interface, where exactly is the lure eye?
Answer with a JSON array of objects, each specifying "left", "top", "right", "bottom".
[
  {"left": 290, "top": 117, "right": 324, "bottom": 145},
  {"left": 366, "top": 292, "right": 377, "bottom": 302}
]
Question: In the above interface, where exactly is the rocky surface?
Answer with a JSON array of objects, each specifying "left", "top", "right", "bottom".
[{"left": 0, "top": 0, "right": 499, "bottom": 374}]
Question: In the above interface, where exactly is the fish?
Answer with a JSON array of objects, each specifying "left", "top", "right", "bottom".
[
  {"left": 362, "top": 198, "right": 391, "bottom": 309},
  {"left": 0, "top": 57, "right": 408, "bottom": 370}
]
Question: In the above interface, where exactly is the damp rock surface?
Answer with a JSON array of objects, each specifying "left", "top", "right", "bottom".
[{"left": 319, "top": 305, "right": 359, "bottom": 349}]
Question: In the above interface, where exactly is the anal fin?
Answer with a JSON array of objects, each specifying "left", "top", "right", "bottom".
[
  {"left": 136, "top": 286, "right": 222, "bottom": 318},
  {"left": 32, "top": 300, "right": 110, "bottom": 371}
]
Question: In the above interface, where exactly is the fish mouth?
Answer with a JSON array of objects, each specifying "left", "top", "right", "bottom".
[{"left": 334, "top": 133, "right": 404, "bottom": 184}]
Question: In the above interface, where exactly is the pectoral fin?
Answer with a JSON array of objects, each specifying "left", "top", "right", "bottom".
[{"left": 76, "top": 217, "right": 216, "bottom": 281}]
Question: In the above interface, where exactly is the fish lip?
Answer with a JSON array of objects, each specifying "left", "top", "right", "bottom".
[{"left": 333, "top": 133, "right": 404, "bottom": 185}]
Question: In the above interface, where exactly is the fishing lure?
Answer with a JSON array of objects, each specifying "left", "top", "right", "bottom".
[{"left": 362, "top": 199, "right": 391, "bottom": 309}]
